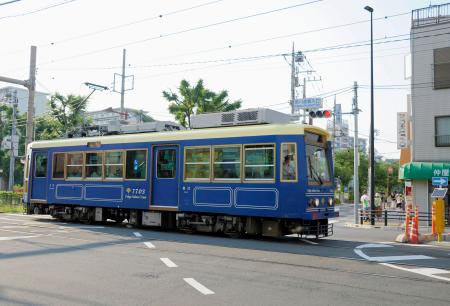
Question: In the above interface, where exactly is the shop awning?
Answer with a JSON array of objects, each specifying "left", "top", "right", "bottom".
[{"left": 399, "top": 162, "right": 450, "bottom": 180}]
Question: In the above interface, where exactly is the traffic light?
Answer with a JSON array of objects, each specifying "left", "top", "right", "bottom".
[{"left": 309, "top": 110, "right": 332, "bottom": 118}]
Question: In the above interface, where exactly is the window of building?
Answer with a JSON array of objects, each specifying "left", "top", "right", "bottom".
[
  {"left": 213, "top": 146, "right": 241, "bottom": 180},
  {"left": 281, "top": 143, "right": 297, "bottom": 182},
  {"left": 125, "top": 150, "right": 147, "bottom": 179},
  {"left": 34, "top": 154, "right": 47, "bottom": 178},
  {"left": 184, "top": 147, "right": 210, "bottom": 180},
  {"left": 53, "top": 153, "right": 65, "bottom": 179},
  {"left": 435, "top": 116, "right": 450, "bottom": 147},
  {"left": 244, "top": 144, "right": 275, "bottom": 181},
  {"left": 66, "top": 153, "right": 83, "bottom": 178},
  {"left": 105, "top": 151, "right": 124, "bottom": 179},
  {"left": 157, "top": 149, "right": 176, "bottom": 178},
  {"left": 434, "top": 47, "right": 450, "bottom": 89},
  {"left": 85, "top": 152, "right": 103, "bottom": 179}
]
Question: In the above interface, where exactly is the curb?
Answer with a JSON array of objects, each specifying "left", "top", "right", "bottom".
[{"left": 344, "top": 222, "right": 402, "bottom": 229}]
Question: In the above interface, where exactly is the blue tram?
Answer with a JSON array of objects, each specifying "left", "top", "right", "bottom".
[{"left": 24, "top": 122, "right": 337, "bottom": 237}]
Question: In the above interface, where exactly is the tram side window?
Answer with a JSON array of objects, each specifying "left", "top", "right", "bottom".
[
  {"left": 244, "top": 144, "right": 275, "bottom": 181},
  {"left": 35, "top": 154, "right": 47, "bottom": 178},
  {"left": 66, "top": 153, "right": 83, "bottom": 178},
  {"left": 281, "top": 143, "right": 297, "bottom": 182},
  {"left": 53, "top": 153, "right": 65, "bottom": 179},
  {"left": 85, "top": 152, "right": 103, "bottom": 179},
  {"left": 185, "top": 147, "right": 210, "bottom": 180},
  {"left": 126, "top": 150, "right": 147, "bottom": 179},
  {"left": 157, "top": 149, "right": 176, "bottom": 178},
  {"left": 105, "top": 151, "right": 124, "bottom": 179},
  {"left": 213, "top": 146, "right": 241, "bottom": 180}
]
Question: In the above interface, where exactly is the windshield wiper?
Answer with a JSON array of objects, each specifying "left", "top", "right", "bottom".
[{"left": 307, "top": 156, "right": 323, "bottom": 185}]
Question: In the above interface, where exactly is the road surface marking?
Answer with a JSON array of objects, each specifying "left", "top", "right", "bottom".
[
  {"left": 354, "top": 244, "right": 433, "bottom": 262},
  {"left": 160, "top": 258, "right": 178, "bottom": 268},
  {"left": 144, "top": 242, "right": 155, "bottom": 249},
  {"left": 133, "top": 232, "right": 143, "bottom": 237},
  {"left": 0, "top": 235, "right": 41, "bottom": 241},
  {"left": 329, "top": 219, "right": 339, "bottom": 224},
  {"left": 380, "top": 241, "right": 439, "bottom": 248},
  {"left": 300, "top": 239, "right": 318, "bottom": 245},
  {"left": 183, "top": 278, "right": 215, "bottom": 295},
  {"left": 381, "top": 263, "right": 450, "bottom": 282}
]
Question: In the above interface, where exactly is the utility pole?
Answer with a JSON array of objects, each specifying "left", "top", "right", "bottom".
[
  {"left": 0, "top": 46, "right": 36, "bottom": 153},
  {"left": 332, "top": 95, "right": 337, "bottom": 164},
  {"left": 120, "top": 48, "right": 126, "bottom": 119},
  {"left": 353, "top": 81, "right": 360, "bottom": 225},
  {"left": 8, "top": 90, "right": 18, "bottom": 191},
  {"left": 290, "top": 43, "right": 295, "bottom": 115}
]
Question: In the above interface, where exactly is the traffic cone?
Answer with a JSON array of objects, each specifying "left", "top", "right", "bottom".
[
  {"left": 405, "top": 207, "right": 410, "bottom": 242},
  {"left": 409, "top": 212, "right": 419, "bottom": 244}
]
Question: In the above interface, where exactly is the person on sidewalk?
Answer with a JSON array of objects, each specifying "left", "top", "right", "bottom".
[
  {"left": 360, "top": 191, "right": 370, "bottom": 222},
  {"left": 375, "top": 193, "right": 382, "bottom": 220}
]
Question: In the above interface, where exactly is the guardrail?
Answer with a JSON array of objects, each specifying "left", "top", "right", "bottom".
[
  {"left": 0, "top": 192, "right": 24, "bottom": 213},
  {"left": 358, "top": 209, "right": 449, "bottom": 227}
]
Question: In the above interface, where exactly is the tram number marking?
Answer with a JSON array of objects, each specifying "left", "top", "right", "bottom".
[{"left": 125, "top": 188, "right": 147, "bottom": 200}]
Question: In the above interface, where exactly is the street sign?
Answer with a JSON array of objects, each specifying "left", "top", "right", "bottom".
[
  {"left": 293, "top": 97, "right": 323, "bottom": 110},
  {"left": 431, "top": 188, "right": 448, "bottom": 198},
  {"left": 432, "top": 176, "right": 448, "bottom": 186}
]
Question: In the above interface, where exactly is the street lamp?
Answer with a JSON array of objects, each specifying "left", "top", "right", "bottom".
[{"left": 365, "top": 5, "right": 375, "bottom": 225}]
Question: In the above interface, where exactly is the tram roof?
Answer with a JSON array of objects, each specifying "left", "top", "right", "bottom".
[{"left": 30, "top": 123, "right": 330, "bottom": 149}]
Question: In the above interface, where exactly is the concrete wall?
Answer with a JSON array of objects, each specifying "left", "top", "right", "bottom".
[{"left": 411, "top": 23, "right": 450, "bottom": 161}]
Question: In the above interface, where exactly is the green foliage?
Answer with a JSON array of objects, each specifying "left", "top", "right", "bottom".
[
  {"left": 334, "top": 149, "right": 401, "bottom": 195},
  {"left": 48, "top": 93, "right": 89, "bottom": 136},
  {"left": 35, "top": 114, "right": 64, "bottom": 140},
  {"left": 163, "top": 79, "right": 242, "bottom": 128}
]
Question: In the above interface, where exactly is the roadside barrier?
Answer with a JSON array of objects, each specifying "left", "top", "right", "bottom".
[
  {"left": 409, "top": 207, "right": 419, "bottom": 244},
  {"left": 358, "top": 208, "right": 447, "bottom": 227}
]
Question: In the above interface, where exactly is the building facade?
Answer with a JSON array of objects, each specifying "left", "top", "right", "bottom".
[
  {"left": 0, "top": 86, "right": 49, "bottom": 116},
  {"left": 399, "top": 3, "right": 450, "bottom": 219},
  {"left": 88, "top": 107, "right": 153, "bottom": 126}
]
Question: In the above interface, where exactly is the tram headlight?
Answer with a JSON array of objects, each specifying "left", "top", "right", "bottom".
[
  {"left": 328, "top": 198, "right": 334, "bottom": 206},
  {"left": 314, "top": 198, "right": 320, "bottom": 207}
]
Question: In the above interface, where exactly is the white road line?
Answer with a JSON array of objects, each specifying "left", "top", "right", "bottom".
[
  {"left": 300, "top": 239, "right": 318, "bottom": 245},
  {"left": 354, "top": 249, "right": 433, "bottom": 262},
  {"left": 144, "top": 242, "right": 155, "bottom": 249},
  {"left": 183, "top": 278, "right": 215, "bottom": 295},
  {"left": 0, "top": 235, "right": 41, "bottom": 241},
  {"left": 133, "top": 232, "right": 143, "bottom": 237},
  {"left": 160, "top": 258, "right": 178, "bottom": 268},
  {"left": 381, "top": 263, "right": 450, "bottom": 282},
  {"left": 380, "top": 241, "right": 439, "bottom": 248},
  {"left": 356, "top": 243, "right": 393, "bottom": 249}
]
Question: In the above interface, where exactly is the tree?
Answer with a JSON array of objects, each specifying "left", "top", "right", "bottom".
[
  {"left": 163, "top": 80, "right": 206, "bottom": 128},
  {"left": 34, "top": 115, "right": 64, "bottom": 140},
  {"left": 48, "top": 93, "right": 89, "bottom": 136},
  {"left": 163, "top": 79, "right": 242, "bottom": 128}
]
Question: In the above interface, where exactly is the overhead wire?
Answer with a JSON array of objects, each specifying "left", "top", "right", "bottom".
[{"left": 0, "top": 0, "right": 78, "bottom": 21}]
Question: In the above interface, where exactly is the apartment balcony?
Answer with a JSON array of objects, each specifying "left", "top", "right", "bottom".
[{"left": 412, "top": 3, "right": 450, "bottom": 28}]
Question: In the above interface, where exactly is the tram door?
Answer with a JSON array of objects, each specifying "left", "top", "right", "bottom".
[
  {"left": 151, "top": 146, "right": 179, "bottom": 208},
  {"left": 30, "top": 151, "right": 48, "bottom": 201}
]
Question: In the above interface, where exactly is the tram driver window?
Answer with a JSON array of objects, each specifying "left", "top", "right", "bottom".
[
  {"left": 66, "top": 153, "right": 83, "bottom": 178},
  {"left": 53, "top": 153, "right": 65, "bottom": 179},
  {"left": 35, "top": 154, "right": 47, "bottom": 178},
  {"left": 244, "top": 144, "right": 275, "bottom": 181},
  {"left": 281, "top": 143, "right": 297, "bottom": 182},
  {"left": 126, "top": 150, "right": 147, "bottom": 179},
  {"left": 157, "top": 149, "right": 176, "bottom": 178}
]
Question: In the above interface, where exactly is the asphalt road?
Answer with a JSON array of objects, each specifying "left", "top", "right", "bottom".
[{"left": 0, "top": 209, "right": 449, "bottom": 306}]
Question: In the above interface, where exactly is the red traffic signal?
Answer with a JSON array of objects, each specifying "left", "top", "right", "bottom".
[{"left": 309, "top": 110, "right": 332, "bottom": 118}]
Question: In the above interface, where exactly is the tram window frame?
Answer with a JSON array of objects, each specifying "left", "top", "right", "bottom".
[
  {"left": 280, "top": 143, "right": 298, "bottom": 183},
  {"left": 212, "top": 145, "right": 241, "bottom": 182},
  {"left": 243, "top": 143, "right": 276, "bottom": 182},
  {"left": 125, "top": 149, "right": 148, "bottom": 180},
  {"left": 34, "top": 153, "right": 48, "bottom": 178},
  {"left": 85, "top": 151, "right": 104, "bottom": 180},
  {"left": 104, "top": 150, "right": 124, "bottom": 180},
  {"left": 156, "top": 148, "right": 177, "bottom": 179},
  {"left": 52, "top": 152, "right": 66, "bottom": 180},
  {"left": 184, "top": 146, "right": 211, "bottom": 181},
  {"left": 66, "top": 152, "right": 84, "bottom": 179}
]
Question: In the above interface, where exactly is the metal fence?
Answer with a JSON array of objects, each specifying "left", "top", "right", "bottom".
[
  {"left": 358, "top": 209, "right": 449, "bottom": 227},
  {"left": 412, "top": 3, "right": 450, "bottom": 28},
  {"left": 0, "top": 192, "right": 24, "bottom": 212}
]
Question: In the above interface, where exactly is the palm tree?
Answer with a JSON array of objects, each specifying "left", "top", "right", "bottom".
[
  {"left": 197, "top": 89, "right": 242, "bottom": 114},
  {"left": 48, "top": 93, "right": 89, "bottom": 136},
  {"left": 163, "top": 79, "right": 242, "bottom": 128},
  {"left": 163, "top": 79, "right": 207, "bottom": 128}
]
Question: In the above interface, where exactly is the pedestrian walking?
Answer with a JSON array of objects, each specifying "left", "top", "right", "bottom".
[
  {"left": 375, "top": 193, "right": 382, "bottom": 220},
  {"left": 360, "top": 191, "right": 370, "bottom": 221}
]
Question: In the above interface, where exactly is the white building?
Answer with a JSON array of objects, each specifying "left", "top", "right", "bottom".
[
  {"left": 0, "top": 86, "right": 49, "bottom": 116},
  {"left": 399, "top": 3, "right": 450, "bottom": 219},
  {"left": 88, "top": 107, "right": 153, "bottom": 126}
]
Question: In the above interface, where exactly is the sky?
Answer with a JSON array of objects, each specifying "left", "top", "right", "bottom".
[{"left": 0, "top": 0, "right": 447, "bottom": 159}]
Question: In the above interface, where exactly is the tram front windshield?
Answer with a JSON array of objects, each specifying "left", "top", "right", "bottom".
[{"left": 306, "top": 144, "right": 331, "bottom": 185}]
